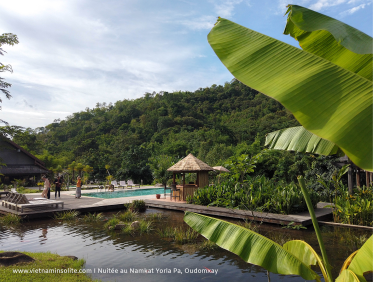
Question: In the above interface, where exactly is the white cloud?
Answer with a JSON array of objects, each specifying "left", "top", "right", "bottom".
[
  {"left": 176, "top": 15, "right": 216, "bottom": 30},
  {"left": 210, "top": 0, "right": 243, "bottom": 18},
  {"left": 309, "top": 0, "right": 347, "bottom": 11},
  {"left": 340, "top": 2, "right": 371, "bottom": 15},
  {"left": 275, "top": 0, "right": 311, "bottom": 15}
]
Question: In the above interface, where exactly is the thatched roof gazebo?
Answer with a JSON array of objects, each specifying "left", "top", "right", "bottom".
[{"left": 167, "top": 154, "right": 213, "bottom": 201}]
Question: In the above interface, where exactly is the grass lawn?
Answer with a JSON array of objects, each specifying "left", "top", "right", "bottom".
[{"left": 0, "top": 251, "right": 97, "bottom": 282}]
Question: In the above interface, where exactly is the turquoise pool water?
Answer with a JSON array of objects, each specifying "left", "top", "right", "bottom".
[{"left": 85, "top": 188, "right": 170, "bottom": 199}]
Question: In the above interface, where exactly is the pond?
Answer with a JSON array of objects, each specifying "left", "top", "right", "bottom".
[{"left": 0, "top": 208, "right": 371, "bottom": 281}]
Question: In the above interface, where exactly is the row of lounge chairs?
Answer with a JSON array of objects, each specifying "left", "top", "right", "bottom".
[
  {"left": 1, "top": 192, "right": 64, "bottom": 213},
  {"left": 110, "top": 180, "right": 140, "bottom": 189}
]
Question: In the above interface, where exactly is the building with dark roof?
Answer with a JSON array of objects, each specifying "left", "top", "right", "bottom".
[{"left": 0, "top": 138, "right": 49, "bottom": 185}]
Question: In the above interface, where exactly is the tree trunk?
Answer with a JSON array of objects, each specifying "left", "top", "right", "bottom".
[{"left": 348, "top": 160, "right": 353, "bottom": 195}]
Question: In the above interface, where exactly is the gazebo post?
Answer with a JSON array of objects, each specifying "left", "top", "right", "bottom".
[
  {"left": 173, "top": 173, "right": 176, "bottom": 184},
  {"left": 196, "top": 172, "right": 199, "bottom": 187}
]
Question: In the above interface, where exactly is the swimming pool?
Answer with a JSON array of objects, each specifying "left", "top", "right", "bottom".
[{"left": 85, "top": 188, "right": 170, "bottom": 199}]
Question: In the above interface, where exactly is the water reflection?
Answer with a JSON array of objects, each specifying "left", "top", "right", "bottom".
[
  {"left": 0, "top": 209, "right": 371, "bottom": 282},
  {"left": 39, "top": 228, "right": 48, "bottom": 244}
]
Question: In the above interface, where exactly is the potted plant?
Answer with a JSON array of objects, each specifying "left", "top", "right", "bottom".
[{"left": 156, "top": 194, "right": 161, "bottom": 199}]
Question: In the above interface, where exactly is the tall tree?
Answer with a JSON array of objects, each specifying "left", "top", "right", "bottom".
[{"left": 0, "top": 33, "right": 19, "bottom": 124}]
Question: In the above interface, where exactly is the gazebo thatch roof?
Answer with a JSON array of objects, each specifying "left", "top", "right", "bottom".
[
  {"left": 213, "top": 166, "right": 230, "bottom": 172},
  {"left": 167, "top": 154, "right": 213, "bottom": 172}
]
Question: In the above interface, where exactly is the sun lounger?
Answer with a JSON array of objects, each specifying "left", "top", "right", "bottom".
[
  {"left": 0, "top": 191, "right": 10, "bottom": 199},
  {"left": 127, "top": 179, "right": 140, "bottom": 188},
  {"left": 118, "top": 181, "right": 132, "bottom": 189},
  {"left": 2, "top": 192, "right": 64, "bottom": 213},
  {"left": 116, "top": 181, "right": 125, "bottom": 189},
  {"left": 110, "top": 181, "right": 124, "bottom": 190}
]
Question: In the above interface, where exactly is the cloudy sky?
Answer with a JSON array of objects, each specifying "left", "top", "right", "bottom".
[{"left": 1, "top": 0, "right": 372, "bottom": 129}]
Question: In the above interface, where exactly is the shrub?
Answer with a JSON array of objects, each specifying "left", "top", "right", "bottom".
[
  {"left": 126, "top": 200, "right": 147, "bottom": 212},
  {"left": 199, "top": 240, "right": 219, "bottom": 251},
  {"left": 139, "top": 221, "right": 153, "bottom": 234},
  {"left": 190, "top": 176, "right": 319, "bottom": 215},
  {"left": 82, "top": 213, "right": 103, "bottom": 223},
  {"left": 104, "top": 218, "right": 121, "bottom": 229},
  {"left": 173, "top": 227, "right": 199, "bottom": 244},
  {"left": 0, "top": 214, "right": 22, "bottom": 225},
  {"left": 117, "top": 210, "right": 138, "bottom": 222},
  {"left": 54, "top": 211, "right": 79, "bottom": 220}
]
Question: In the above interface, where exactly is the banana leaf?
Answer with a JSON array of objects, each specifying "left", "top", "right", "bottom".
[
  {"left": 339, "top": 250, "right": 358, "bottom": 274},
  {"left": 347, "top": 235, "right": 373, "bottom": 282},
  {"left": 265, "top": 126, "right": 344, "bottom": 156},
  {"left": 284, "top": 5, "right": 372, "bottom": 55},
  {"left": 283, "top": 240, "right": 328, "bottom": 281},
  {"left": 184, "top": 211, "right": 321, "bottom": 281},
  {"left": 207, "top": 15, "right": 372, "bottom": 172},
  {"left": 284, "top": 7, "right": 372, "bottom": 81},
  {"left": 336, "top": 270, "right": 360, "bottom": 282}
]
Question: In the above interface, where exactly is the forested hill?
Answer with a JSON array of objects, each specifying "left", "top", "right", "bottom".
[{"left": 5, "top": 79, "right": 300, "bottom": 183}]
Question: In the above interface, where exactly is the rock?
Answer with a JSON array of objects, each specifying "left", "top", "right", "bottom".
[
  {"left": 0, "top": 252, "right": 34, "bottom": 267},
  {"left": 114, "top": 223, "right": 127, "bottom": 230},
  {"left": 108, "top": 226, "right": 114, "bottom": 230},
  {"left": 130, "top": 221, "right": 140, "bottom": 229},
  {"left": 63, "top": 256, "right": 78, "bottom": 261}
]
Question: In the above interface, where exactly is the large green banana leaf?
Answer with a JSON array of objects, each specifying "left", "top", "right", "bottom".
[
  {"left": 283, "top": 240, "right": 328, "bottom": 281},
  {"left": 265, "top": 126, "right": 344, "bottom": 156},
  {"left": 184, "top": 211, "right": 321, "bottom": 281},
  {"left": 284, "top": 5, "right": 372, "bottom": 56},
  {"left": 347, "top": 235, "right": 373, "bottom": 282},
  {"left": 284, "top": 7, "right": 372, "bottom": 80},
  {"left": 336, "top": 270, "right": 360, "bottom": 282},
  {"left": 208, "top": 10, "right": 372, "bottom": 172}
]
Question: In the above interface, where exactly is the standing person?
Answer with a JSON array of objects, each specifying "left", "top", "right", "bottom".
[
  {"left": 54, "top": 175, "right": 62, "bottom": 199},
  {"left": 76, "top": 176, "right": 82, "bottom": 199},
  {"left": 41, "top": 175, "right": 50, "bottom": 199}
]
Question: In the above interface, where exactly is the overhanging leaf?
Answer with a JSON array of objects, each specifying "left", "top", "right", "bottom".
[
  {"left": 285, "top": 5, "right": 373, "bottom": 55},
  {"left": 340, "top": 250, "right": 358, "bottom": 274},
  {"left": 208, "top": 17, "right": 372, "bottom": 171},
  {"left": 184, "top": 211, "right": 320, "bottom": 281},
  {"left": 348, "top": 235, "right": 373, "bottom": 282},
  {"left": 336, "top": 270, "right": 360, "bottom": 282},
  {"left": 283, "top": 240, "right": 328, "bottom": 281},
  {"left": 284, "top": 6, "right": 372, "bottom": 81},
  {"left": 265, "top": 126, "right": 343, "bottom": 156}
]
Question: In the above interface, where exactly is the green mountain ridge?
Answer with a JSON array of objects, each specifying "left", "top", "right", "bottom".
[{"left": 3, "top": 79, "right": 301, "bottom": 183}]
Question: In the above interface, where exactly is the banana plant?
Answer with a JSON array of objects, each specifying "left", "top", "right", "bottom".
[
  {"left": 265, "top": 126, "right": 344, "bottom": 157},
  {"left": 184, "top": 211, "right": 372, "bottom": 282},
  {"left": 207, "top": 5, "right": 372, "bottom": 172}
]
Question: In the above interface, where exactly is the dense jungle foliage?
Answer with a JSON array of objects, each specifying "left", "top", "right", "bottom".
[
  {"left": 2, "top": 79, "right": 308, "bottom": 183},
  {"left": 2, "top": 79, "right": 372, "bottom": 223}
]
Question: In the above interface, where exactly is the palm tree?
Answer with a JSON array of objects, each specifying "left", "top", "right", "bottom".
[
  {"left": 68, "top": 161, "right": 76, "bottom": 182},
  {"left": 75, "top": 163, "right": 84, "bottom": 177}
]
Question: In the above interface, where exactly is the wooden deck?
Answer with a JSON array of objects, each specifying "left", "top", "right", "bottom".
[
  {"left": 0, "top": 190, "right": 333, "bottom": 226},
  {"left": 144, "top": 200, "right": 333, "bottom": 226},
  {"left": 0, "top": 194, "right": 144, "bottom": 219}
]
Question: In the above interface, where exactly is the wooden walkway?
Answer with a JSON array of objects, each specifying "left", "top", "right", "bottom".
[
  {"left": 0, "top": 191, "right": 333, "bottom": 226},
  {"left": 144, "top": 200, "right": 333, "bottom": 226}
]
